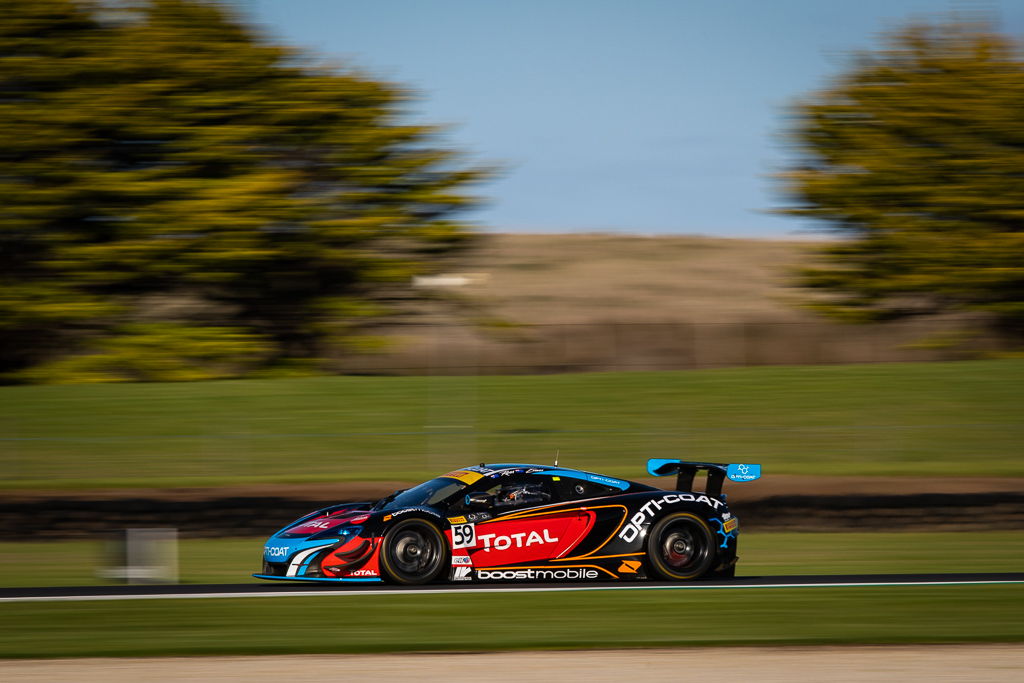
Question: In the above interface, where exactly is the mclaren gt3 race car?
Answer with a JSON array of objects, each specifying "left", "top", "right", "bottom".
[{"left": 255, "top": 459, "right": 761, "bottom": 585}]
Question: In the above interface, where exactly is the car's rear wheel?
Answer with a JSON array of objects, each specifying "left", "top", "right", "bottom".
[
  {"left": 379, "top": 518, "right": 447, "bottom": 585},
  {"left": 645, "top": 512, "right": 715, "bottom": 580}
]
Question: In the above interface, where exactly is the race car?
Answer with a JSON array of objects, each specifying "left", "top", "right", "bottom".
[{"left": 254, "top": 459, "right": 761, "bottom": 585}]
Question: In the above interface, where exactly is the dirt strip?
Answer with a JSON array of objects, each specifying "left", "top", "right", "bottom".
[{"left": 2, "top": 645, "right": 1022, "bottom": 682}]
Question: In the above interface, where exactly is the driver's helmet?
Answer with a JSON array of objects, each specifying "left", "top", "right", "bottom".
[
  {"left": 497, "top": 483, "right": 527, "bottom": 503},
  {"left": 496, "top": 482, "right": 548, "bottom": 506}
]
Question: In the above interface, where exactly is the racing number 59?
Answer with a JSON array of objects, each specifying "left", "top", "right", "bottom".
[{"left": 451, "top": 523, "right": 475, "bottom": 549}]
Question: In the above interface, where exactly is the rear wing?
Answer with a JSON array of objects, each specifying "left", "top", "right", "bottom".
[{"left": 647, "top": 459, "right": 761, "bottom": 497}]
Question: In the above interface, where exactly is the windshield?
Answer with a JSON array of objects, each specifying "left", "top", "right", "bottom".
[{"left": 378, "top": 477, "right": 467, "bottom": 510}]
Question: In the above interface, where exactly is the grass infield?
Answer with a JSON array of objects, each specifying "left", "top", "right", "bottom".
[
  {"left": 2, "top": 359, "right": 1023, "bottom": 489},
  {"left": 2, "top": 585, "right": 1022, "bottom": 658}
]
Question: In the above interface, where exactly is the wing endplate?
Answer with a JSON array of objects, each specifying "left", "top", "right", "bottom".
[{"left": 646, "top": 459, "right": 761, "bottom": 495}]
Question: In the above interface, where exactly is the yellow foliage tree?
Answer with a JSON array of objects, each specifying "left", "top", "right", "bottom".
[
  {"left": 0, "top": 0, "right": 487, "bottom": 381},
  {"left": 776, "top": 20, "right": 1024, "bottom": 339}
]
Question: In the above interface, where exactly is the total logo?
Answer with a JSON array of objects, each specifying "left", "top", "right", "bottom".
[
  {"left": 477, "top": 568, "right": 599, "bottom": 581},
  {"left": 478, "top": 529, "right": 558, "bottom": 552},
  {"left": 618, "top": 494, "right": 724, "bottom": 542},
  {"left": 299, "top": 520, "right": 333, "bottom": 530},
  {"left": 348, "top": 569, "right": 379, "bottom": 577}
]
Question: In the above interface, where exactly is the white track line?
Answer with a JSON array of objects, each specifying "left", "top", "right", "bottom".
[{"left": 3, "top": 579, "right": 1023, "bottom": 603}]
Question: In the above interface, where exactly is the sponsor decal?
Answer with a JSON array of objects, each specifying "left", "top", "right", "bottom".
[
  {"left": 478, "top": 528, "right": 557, "bottom": 552},
  {"left": 617, "top": 559, "right": 642, "bottom": 574},
  {"left": 448, "top": 515, "right": 467, "bottom": 525},
  {"left": 384, "top": 507, "right": 441, "bottom": 523},
  {"left": 489, "top": 469, "right": 529, "bottom": 479},
  {"left": 617, "top": 494, "right": 724, "bottom": 542},
  {"left": 726, "top": 463, "right": 761, "bottom": 482},
  {"left": 544, "top": 469, "right": 628, "bottom": 490},
  {"left": 588, "top": 473, "right": 627, "bottom": 488},
  {"left": 265, "top": 546, "right": 289, "bottom": 558},
  {"left": 289, "top": 517, "right": 345, "bottom": 534},
  {"left": 709, "top": 517, "right": 739, "bottom": 548},
  {"left": 466, "top": 512, "right": 492, "bottom": 522},
  {"left": 477, "top": 568, "right": 600, "bottom": 581},
  {"left": 452, "top": 523, "right": 476, "bottom": 549},
  {"left": 451, "top": 555, "right": 472, "bottom": 565},
  {"left": 452, "top": 566, "right": 473, "bottom": 581},
  {"left": 444, "top": 470, "right": 484, "bottom": 485},
  {"left": 348, "top": 569, "right": 379, "bottom": 577}
]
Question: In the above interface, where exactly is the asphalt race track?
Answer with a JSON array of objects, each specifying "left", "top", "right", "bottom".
[{"left": 4, "top": 573, "right": 1024, "bottom": 602}]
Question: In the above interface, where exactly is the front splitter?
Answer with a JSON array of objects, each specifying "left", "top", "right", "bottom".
[{"left": 252, "top": 574, "right": 383, "bottom": 583}]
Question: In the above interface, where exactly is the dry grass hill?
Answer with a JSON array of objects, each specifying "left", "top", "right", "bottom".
[
  {"left": 455, "top": 233, "right": 818, "bottom": 324},
  {"left": 339, "top": 233, "right": 994, "bottom": 374}
]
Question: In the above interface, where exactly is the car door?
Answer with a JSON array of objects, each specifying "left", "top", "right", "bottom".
[{"left": 463, "top": 473, "right": 594, "bottom": 567}]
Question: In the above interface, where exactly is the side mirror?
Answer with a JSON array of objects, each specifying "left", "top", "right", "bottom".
[{"left": 466, "top": 492, "right": 494, "bottom": 511}]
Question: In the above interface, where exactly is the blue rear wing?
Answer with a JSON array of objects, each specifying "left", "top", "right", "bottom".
[{"left": 647, "top": 459, "right": 761, "bottom": 497}]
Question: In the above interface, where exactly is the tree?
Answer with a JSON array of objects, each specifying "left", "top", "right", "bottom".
[
  {"left": 0, "top": 0, "right": 486, "bottom": 381},
  {"left": 775, "top": 20, "right": 1024, "bottom": 338}
]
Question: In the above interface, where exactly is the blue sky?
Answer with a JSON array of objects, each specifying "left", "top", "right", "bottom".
[{"left": 245, "top": 0, "right": 1024, "bottom": 237}]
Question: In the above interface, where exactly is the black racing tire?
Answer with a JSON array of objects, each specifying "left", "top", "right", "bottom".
[
  {"left": 645, "top": 512, "right": 716, "bottom": 581},
  {"left": 379, "top": 518, "right": 447, "bottom": 585}
]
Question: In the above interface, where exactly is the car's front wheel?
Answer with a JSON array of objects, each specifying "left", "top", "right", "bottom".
[
  {"left": 379, "top": 518, "right": 447, "bottom": 585},
  {"left": 645, "top": 512, "right": 715, "bottom": 580}
]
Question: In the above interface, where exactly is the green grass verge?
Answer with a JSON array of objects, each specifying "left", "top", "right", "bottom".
[
  {"left": 4, "top": 531, "right": 1021, "bottom": 657},
  {"left": 3, "top": 585, "right": 1023, "bottom": 658},
  {"left": 2, "top": 359, "right": 1023, "bottom": 489},
  {"left": 3, "top": 531, "right": 1021, "bottom": 587}
]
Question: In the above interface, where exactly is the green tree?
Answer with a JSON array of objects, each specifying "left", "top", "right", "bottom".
[
  {"left": 0, "top": 0, "right": 486, "bottom": 382},
  {"left": 776, "top": 20, "right": 1024, "bottom": 338}
]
